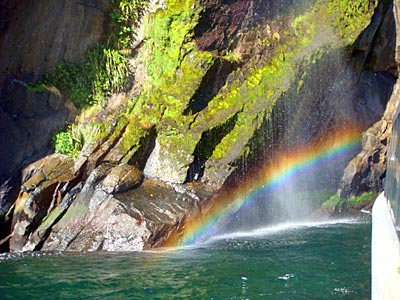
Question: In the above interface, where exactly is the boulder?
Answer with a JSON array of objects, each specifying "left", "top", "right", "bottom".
[
  {"left": 100, "top": 164, "right": 143, "bottom": 194},
  {"left": 9, "top": 154, "right": 75, "bottom": 251}
]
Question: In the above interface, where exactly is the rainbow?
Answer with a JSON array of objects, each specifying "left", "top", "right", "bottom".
[{"left": 164, "top": 126, "right": 362, "bottom": 247}]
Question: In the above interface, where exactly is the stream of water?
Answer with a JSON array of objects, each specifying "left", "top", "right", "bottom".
[{"left": 0, "top": 217, "right": 371, "bottom": 299}]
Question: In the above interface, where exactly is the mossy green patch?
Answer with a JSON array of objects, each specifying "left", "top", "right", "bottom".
[
  {"left": 321, "top": 194, "right": 343, "bottom": 211},
  {"left": 53, "top": 124, "right": 84, "bottom": 158},
  {"left": 194, "top": 0, "right": 374, "bottom": 170},
  {"left": 321, "top": 192, "right": 376, "bottom": 212},
  {"left": 347, "top": 192, "right": 375, "bottom": 208},
  {"left": 144, "top": 0, "right": 202, "bottom": 88},
  {"left": 325, "top": 0, "right": 376, "bottom": 45},
  {"left": 43, "top": 46, "right": 130, "bottom": 108},
  {"left": 197, "top": 6, "right": 320, "bottom": 165},
  {"left": 111, "top": 117, "right": 149, "bottom": 162},
  {"left": 129, "top": 0, "right": 214, "bottom": 166}
]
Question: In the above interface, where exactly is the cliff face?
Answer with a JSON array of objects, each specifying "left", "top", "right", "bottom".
[
  {"left": 0, "top": 0, "right": 397, "bottom": 251},
  {"left": 338, "top": 0, "right": 399, "bottom": 200},
  {"left": 0, "top": 0, "right": 111, "bottom": 234}
]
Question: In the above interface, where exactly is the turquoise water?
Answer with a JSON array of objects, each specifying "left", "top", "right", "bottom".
[{"left": 0, "top": 218, "right": 371, "bottom": 299}]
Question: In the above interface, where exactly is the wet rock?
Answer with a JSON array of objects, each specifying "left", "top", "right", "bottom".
[
  {"left": 36, "top": 178, "right": 205, "bottom": 251},
  {"left": 338, "top": 1, "right": 400, "bottom": 200},
  {"left": 0, "top": 175, "right": 20, "bottom": 221},
  {"left": 114, "top": 179, "right": 206, "bottom": 248},
  {"left": 21, "top": 182, "right": 83, "bottom": 252},
  {"left": 339, "top": 76, "right": 400, "bottom": 199},
  {"left": 9, "top": 154, "right": 75, "bottom": 252},
  {"left": 100, "top": 164, "right": 143, "bottom": 194},
  {"left": 6, "top": 144, "right": 209, "bottom": 252}
]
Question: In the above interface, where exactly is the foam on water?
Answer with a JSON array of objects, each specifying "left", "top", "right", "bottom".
[{"left": 205, "top": 218, "right": 361, "bottom": 243}]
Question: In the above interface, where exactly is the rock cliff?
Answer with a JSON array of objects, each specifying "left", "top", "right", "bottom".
[
  {"left": 338, "top": 0, "right": 399, "bottom": 203},
  {"left": 0, "top": 0, "right": 397, "bottom": 251},
  {"left": 0, "top": 0, "right": 111, "bottom": 247}
]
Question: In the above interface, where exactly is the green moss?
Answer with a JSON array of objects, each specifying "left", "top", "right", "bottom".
[
  {"left": 26, "top": 83, "right": 48, "bottom": 93},
  {"left": 129, "top": 0, "right": 215, "bottom": 165},
  {"left": 347, "top": 192, "right": 375, "bottom": 208},
  {"left": 325, "top": 0, "right": 376, "bottom": 45},
  {"left": 199, "top": 6, "right": 319, "bottom": 164},
  {"left": 144, "top": 0, "right": 202, "bottom": 88},
  {"left": 221, "top": 50, "right": 242, "bottom": 64},
  {"left": 321, "top": 192, "right": 375, "bottom": 212},
  {"left": 321, "top": 194, "right": 343, "bottom": 211},
  {"left": 114, "top": 118, "right": 148, "bottom": 159},
  {"left": 196, "top": 0, "right": 374, "bottom": 167}
]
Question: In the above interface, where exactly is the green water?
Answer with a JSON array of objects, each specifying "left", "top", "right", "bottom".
[{"left": 0, "top": 218, "right": 370, "bottom": 299}]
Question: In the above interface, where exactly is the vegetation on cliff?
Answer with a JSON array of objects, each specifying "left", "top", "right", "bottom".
[
  {"left": 321, "top": 191, "right": 376, "bottom": 213},
  {"left": 38, "top": 0, "right": 377, "bottom": 166},
  {"left": 30, "top": 0, "right": 148, "bottom": 156},
  {"left": 326, "top": 0, "right": 376, "bottom": 44}
]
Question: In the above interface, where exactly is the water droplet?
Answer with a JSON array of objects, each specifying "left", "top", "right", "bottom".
[{"left": 278, "top": 273, "right": 295, "bottom": 280}]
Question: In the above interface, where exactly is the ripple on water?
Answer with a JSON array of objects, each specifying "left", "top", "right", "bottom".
[{"left": 0, "top": 219, "right": 371, "bottom": 300}]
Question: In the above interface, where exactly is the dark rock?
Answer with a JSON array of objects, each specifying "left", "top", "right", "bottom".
[
  {"left": 339, "top": 80, "right": 400, "bottom": 199},
  {"left": 0, "top": 0, "right": 111, "bottom": 228},
  {"left": 338, "top": 1, "right": 400, "bottom": 200},
  {"left": 351, "top": 0, "right": 396, "bottom": 75},
  {"left": 194, "top": 0, "right": 250, "bottom": 53},
  {"left": 0, "top": 175, "right": 20, "bottom": 220},
  {"left": 0, "top": 0, "right": 111, "bottom": 76}
]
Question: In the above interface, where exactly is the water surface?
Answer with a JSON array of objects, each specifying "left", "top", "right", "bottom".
[{"left": 0, "top": 218, "right": 371, "bottom": 299}]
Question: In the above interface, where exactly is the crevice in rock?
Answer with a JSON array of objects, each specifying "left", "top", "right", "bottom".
[
  {"left": 0, "top": 213, "right": 12, "bottom": 252},
  {"left": 185, "top": 113, "right": 238, "bottom": 183},
  {"left": 24, "top": 183, "right": 60, "bottom": 236},
  {"left": 127, "top": 126, "right": 157, "bottom": 170},
  {"left": 351, "top": 0, "right": 396, "bottom": 76},
  {"left": 184, "top": 58, "right": 237, "bottom": 115},
  {"left": 32, "top": 183, "right": 83, "bottom": 251},
  {"left": 79, "top": 118, "right": 129, "bottom": 177}
]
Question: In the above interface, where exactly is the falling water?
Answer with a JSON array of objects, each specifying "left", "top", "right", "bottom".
[
  {"left": 171, "top": 1, "right": 395, "bottom": 246},
  {"left": 209, "top": 62, "right": 393, "bottom": 240}
]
